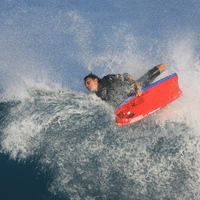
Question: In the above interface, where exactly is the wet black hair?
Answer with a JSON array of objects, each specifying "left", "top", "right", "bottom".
[{"left": 84, "top": 73, "right": 100, "bottom": 83}]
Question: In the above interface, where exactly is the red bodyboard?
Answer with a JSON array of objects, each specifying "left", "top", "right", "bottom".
[{"left": 114, "top": 73, "right": 182, "bottom": 126}]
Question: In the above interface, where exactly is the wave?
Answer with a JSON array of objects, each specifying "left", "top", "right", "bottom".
[{"left": 0, "top": 87, "right": 200, "bottom": 199}]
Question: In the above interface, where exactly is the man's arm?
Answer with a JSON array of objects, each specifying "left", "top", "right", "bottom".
[{"left": 120, "top": 73, "right": 142, "bottom": 96}]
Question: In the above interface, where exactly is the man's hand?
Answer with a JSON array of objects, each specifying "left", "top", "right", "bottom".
[
  {"left": 135, "top": 87, "right": 142, "bottom": 96},
  {"left": 133, "top": 81, "right": 142, "bottom": 96}
]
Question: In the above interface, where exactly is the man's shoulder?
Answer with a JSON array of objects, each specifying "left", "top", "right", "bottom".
[{"left": 102, "top": 74, "right": 121, "bottom": 81}]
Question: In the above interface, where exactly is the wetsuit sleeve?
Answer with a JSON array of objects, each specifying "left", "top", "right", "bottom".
[
  {"left": 121, "top": 73, "right": 136, "bottom": 84},
  {"left": 103, "top": 74, "right": 134, "bottom": 82},
  {"left": 122, "top": 73, "right": 142, "bottom": 96}
]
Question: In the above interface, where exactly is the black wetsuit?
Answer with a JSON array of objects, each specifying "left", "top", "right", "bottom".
[{"left": 95, "top": 66, "right": 160, "bottom": 107}]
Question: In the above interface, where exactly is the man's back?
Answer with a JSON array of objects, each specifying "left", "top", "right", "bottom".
[{"left": 96, "top": 74, "right": 134, "bottom": 107}]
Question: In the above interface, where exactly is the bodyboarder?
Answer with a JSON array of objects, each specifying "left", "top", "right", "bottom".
[{"left": 84, "top": 64, "right": 167, "bottom": 108}]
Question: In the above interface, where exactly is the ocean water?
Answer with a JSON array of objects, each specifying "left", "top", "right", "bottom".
[{"left": 0, "top": 0, "right": 200, "bottom": 199}]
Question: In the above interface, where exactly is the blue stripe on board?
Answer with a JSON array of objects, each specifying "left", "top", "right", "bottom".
[{"left": 115, "top": 73, "right": 177, "bottom": 109}]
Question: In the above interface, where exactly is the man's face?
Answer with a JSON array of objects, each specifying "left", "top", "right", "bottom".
[{"left": 85, "top": 78, "right": 98, "bottom": 92}]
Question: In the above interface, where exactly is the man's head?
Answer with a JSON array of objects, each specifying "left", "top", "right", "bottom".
[{"left": 84, "top": 73, "right": 100, "bottom": 92}]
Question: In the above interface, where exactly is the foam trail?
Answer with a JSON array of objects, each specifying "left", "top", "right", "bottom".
[{"left": 154, "top": 33, "right": 200, "bottom": 132}]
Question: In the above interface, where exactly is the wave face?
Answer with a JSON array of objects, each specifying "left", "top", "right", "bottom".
[{"left": 1, "top": 1, "right": 200, "bottom": 199}]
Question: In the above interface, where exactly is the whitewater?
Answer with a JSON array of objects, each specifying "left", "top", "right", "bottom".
[{"left": 0, "top": 1, "right": 200, "bottom": 199}]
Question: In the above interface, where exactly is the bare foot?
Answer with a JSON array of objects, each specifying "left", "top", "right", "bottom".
[{"left": 156, "top": 63, "right": 167, "bottom": 73}]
